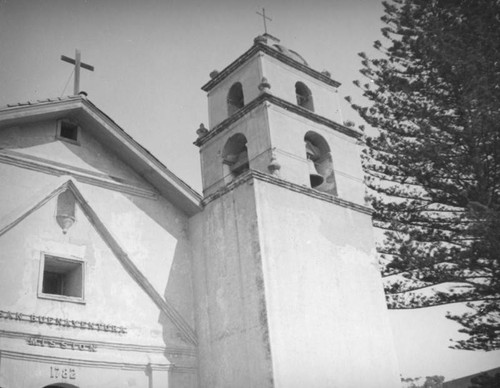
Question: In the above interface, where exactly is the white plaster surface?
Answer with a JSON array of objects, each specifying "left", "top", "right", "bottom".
[
  {"left": 256, "top": 180, "right": 401, "bottom": 388},
  {"left": 0, "top": 124, "right": 197, "bottom": 387}
]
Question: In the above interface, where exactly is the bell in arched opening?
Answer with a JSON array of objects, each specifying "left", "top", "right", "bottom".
[
  {"left": 305, "top": 140, "right": 324, "bottom": 188},
  {"left": 222, "top": 133, "right": 250, "bottom": 179},
  {"left": 227, "top": 82, "right": 245, "bottom": 116},
  {"left": 226, "top": 148, "right": 249, "bottom": 176}
]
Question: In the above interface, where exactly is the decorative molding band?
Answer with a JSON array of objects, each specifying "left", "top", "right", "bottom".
[
  {"left": 0, "top": 150, "right": 158, "bottom": 199},
  {"left": 169, "top": 365, "right": 199, "bottom": 374},
  {"left": 2, "top": 149, "right": 129, "bottom": 182},
  {"left": 202, "top": 170, "right": 373, "bottom": 215},
  {"left": 201, "top": 43, "right": 341, "bottom": 92},
  {"left": 201, "top": 171, "right": 253, "bottom": 205},
  {"left": 0, "top": 349, "right": 173, "bottom": 371},
  {"left": 194, "top": 93, "right": 361, "bottom": 147},
  {"left": 0, "top": 329, "right": 196, "bottom": 357}
]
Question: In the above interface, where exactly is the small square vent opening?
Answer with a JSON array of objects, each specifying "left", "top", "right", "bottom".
[
  {"left": 42, "top": 255, "right": 83, "bottom": 298},
  {"left": 59, "top": 121, "right": 79, "bottom": 141}
]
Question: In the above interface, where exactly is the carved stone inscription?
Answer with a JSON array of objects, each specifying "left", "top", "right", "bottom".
[
  {"left": 0, "top": 310, "right": 127, "bottom": 333},
  {"left": 28, "top": 337, "right": 97, "bottom": 352},
  {"left": 50, "top": 366, "right": 76, "bottom": 379}
]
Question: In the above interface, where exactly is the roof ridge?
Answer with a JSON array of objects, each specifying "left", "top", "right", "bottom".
[{"left": 1, "top": 95, "right": 82, "bottom": 110}]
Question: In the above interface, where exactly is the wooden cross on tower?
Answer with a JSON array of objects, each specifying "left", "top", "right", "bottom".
[
  {"left": 61, "top": 49, "right": 94, "bottom": 95},
  {"left": 256, "top": 8, "right": 272, "bottom": 34}
]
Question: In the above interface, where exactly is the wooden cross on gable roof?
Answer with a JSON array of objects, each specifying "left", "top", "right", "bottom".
[
  {"left": 256, "top": 8, "right": 272, "bottom": 34},
  {"left": 61, "top": 49, "right": 94, "bottom": 95}
]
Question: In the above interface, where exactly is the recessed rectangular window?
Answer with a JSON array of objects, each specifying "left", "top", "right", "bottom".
[
  {"left": 57, "top": 120, "right": 79, "bottom": 144},
  {"left": 39, "top": 254, "right": 85, "bottom": 303}
]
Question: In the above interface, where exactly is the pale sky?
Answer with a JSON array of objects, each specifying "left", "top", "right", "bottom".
[{"left": 0, "top": 0, "right": 498, "bottom": 381}]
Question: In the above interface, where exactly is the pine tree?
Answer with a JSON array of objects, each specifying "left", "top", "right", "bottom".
[
  {"left": 470, "top": 371, "right": 500, "bottom": 388},
  {"left": 347, "top": 0, "right": 500, "bottom": 350}
]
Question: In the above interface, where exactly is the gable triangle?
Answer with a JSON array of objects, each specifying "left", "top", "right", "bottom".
[{"left": 0, "top": 175, "right": 198, "bottom": 346}]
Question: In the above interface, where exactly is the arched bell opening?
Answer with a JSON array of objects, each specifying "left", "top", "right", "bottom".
[
  {"left": 43, "top": 384, "right": 79, "bottom": 388},
  {"left": 304, "top": 132, "right": 337, "bottom": 195},
  {"left": 222, "top": 133, "right": 249, "bottom": 182},
  {"left": 227, "top": 82, "right": 245, "bottom": 116},
  {"left": 295, "top": 82, "right": 314, "bottom": 111}
]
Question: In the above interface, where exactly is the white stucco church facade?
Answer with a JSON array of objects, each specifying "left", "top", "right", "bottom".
[{"left": 0, "top": 34, "right": 401, "bottom": 387}]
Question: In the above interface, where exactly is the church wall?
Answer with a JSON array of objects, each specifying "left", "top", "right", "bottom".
[
  {"left": 0, "top": 356, "right": 159, "bottom": 388},
  {"left": 254, "top": 179, "right": 401, "bottom": 388},
  {"left": 0, "top": 121, "right": 198, "bottom": 387},
  {"left": 261, "top": 55, "right": 342, "bottom": 123},
  {"left": 266, "top": 105, "right": 367, "bottom": 205},
  {"left": 207, "top": 54, "right": 262, "bottom": 129},
  {"left": 0, "top": 120, "right": 148, "bottom": 187},
  {"left": 200, "top": 101, "right": 366, "bottom": 205},
  {"left": 189, "top": 183, "right": 274, "bottom": 388},
  {"left": 200, "top": 104, "right": 272, "bottom": 195}
]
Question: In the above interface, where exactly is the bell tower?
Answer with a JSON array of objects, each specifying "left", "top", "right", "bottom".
[{"left": 189, "top": 34, "right": 401, "bottom": 388}]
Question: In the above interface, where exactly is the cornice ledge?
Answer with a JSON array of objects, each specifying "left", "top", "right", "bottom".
[
  {"left": 0, "top": 329, "right": 196, "bottom": 356},
  {"left": 201, "top": 43, "right": 341, "bottom": 92},
  {"left": 194, "top": 93, "right": 361, "bottom": 147},
  {"left": 0, "top": 349, "right": 173, "bottom": 371},
  {"left": 250, "top": 170, "right": 373, "bottom": 215},
  {"left": 201, "top": 170, "right": 254, "bottom": 206},
  {"left": 194, "top": 95, "right": 265, "bottom": 147},
  {"left": 202, "top": 170, "right": 373, "bottom": 215},
  {"left": 0, "top": 151, "right": 158, "bottom": 199},
  {"left": 267, "top": 95, "right": 362, "bottom": 139},
  {"left": 201, "top": 46, "right": 260, "bottom": 92}
]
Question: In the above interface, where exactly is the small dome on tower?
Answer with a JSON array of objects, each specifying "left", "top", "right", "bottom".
[
  {"left": 253, "top": 34, "right": 310, "bottom": 67},
  {"left": 272, "top": 44, "right": 309, "bottom": 66}
]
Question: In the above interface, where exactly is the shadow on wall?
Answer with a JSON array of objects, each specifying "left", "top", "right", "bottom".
[
  {"left": 125, "top": 193, "right": 195, "bottom": 345},
  {"left": 0, "top": 121, "right": 61, "bottom": 149}
]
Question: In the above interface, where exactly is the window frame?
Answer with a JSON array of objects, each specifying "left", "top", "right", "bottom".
[
  {"left": 37, "top": 252, "right": 86, "bottom": 304},
  {"left": 56, "top": 119, "right": 80, "bottom": 145}
]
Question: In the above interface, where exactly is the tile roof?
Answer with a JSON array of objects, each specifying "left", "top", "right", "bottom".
[{"left": 2, "top": 95, "right": 81, "bottom": 109}]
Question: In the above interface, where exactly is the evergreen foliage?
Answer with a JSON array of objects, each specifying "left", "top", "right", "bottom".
[
  {"left": 469, "top": 371, "right": 500, "bottom": 388},
  {"left": 401, "top": 375, "right": 444, "bottom": 388},
  {"left": 348, "top": 0, "right": 500, "bottom": 350}
]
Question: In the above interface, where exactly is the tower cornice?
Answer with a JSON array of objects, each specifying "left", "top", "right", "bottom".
[
  {"left": 201, "top": 41, "right": 341, "bottom": 93},
  {"left": 201, "top": 169, "right": 372, "bottom": 215},
  {"left": 194, "top": 93, "right": 361, "bottom": 147}
]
